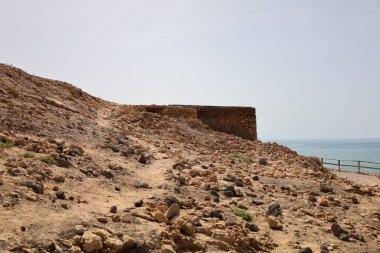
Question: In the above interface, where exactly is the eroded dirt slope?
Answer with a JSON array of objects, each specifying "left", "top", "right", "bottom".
[{"left": 0, "top": 64, "right": 379, "bottom": 253}]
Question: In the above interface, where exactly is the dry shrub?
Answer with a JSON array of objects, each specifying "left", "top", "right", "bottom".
[{"left": 308, "top": 156, "right": 322, "bottom": 167}]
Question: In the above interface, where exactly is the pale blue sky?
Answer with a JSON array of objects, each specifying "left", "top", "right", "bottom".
[{"left": 1, "top": 1, "right": 379, "bottom": 140}]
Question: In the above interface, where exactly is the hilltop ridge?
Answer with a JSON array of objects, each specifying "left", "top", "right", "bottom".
[{"left": 0, "top": 64, "right": 379, "bottom": 253}]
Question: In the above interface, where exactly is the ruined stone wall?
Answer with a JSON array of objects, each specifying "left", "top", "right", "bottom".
[
  {"left": 193, "top": 106, "right": 256, "bottom": 140},
  {"left": 144, "top": 105, "right": 257, "bottom": 140},
  {"left": 145, "top": 105, "right": 198, "bottom": 119}
]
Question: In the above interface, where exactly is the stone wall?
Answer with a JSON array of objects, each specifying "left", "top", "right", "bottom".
[
  {"left": 144, "top": 105, "right": 257, "bottom": 140},
  {"left": 145, "top": 105, "right": 197, "bottom": 119},
  {"left": 194, "top": 106, "right": 257, "bottom": 140}
]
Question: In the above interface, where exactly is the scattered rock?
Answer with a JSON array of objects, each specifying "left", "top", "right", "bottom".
[
  {"left": 298, "top": 247, "right": 313, "bottom": 253},
  {"left": 209, "top": 210, "right": 223, "bottom": 220},
  {"left": 246, "top": 223, "right": 259, "bottom": 232},
  {"left": 26, "top": 181, "right": 44, "bottom": 195},
  {"left": 267, "top": 217, "right": 282, "bottom": 230},
  {"left": 160, "top": 244, "right": 176, "bottom": 253},
  {"left": 100, "top": 170, "right": 114, "bottom": 179},
  {"left": 111, "top": 146, "right": 120, "bottom": 152},
  {"left": 61, "top": 203, "right": 69, "bottom": 209},
  {"left": 226, "top": 220, "right": 237, "bottom": 226},
  {"left": 318, "top": 197, "right": 329, "bottom": 207},
  {"left": 134, "top": 199, "right": 143, "bottom": 207},
  {"left": 74, "top": 225, "right": 86, "bottom": 235},
  {"left": 110, "top": 206, "right": 117, "bottom": 213},
  {"left": 55, "top": 157, "right": 70, "bottom": 168},
  {"left": 97, "top": 217, "right": 108, "bottom": 223},
  {"left": 138, "top": 154, "right": 147, "bottom": 164},
  {"left": 154, "top": 210, "right": 169, "bottom": 224},
  {"left": 164, "top": 195, "right": 181, "bottom": 206},
  {"left": 259, "top": 158, "right": 268, "bottom": 166},
  {"left": 69, "top": 144, "right": 84, "bottom": 156},
  {"left": 266, "top": 203, "right": 282, "bottom": 217},
  {"left": 135, "top": 182, "right": 151, "bottom": 189},
  {"left": 53, "top": 175, "right": 65, "bottom": 183},
  {"left": 339, "top": 233, "right": 349, "bottom": 241},
  {"left": 56, "top": 191, "right": 65, "bottom": 200},
  {"left": 165, "top": 203, "right": 180, "bottom": 221},
  {"left": 331, "top": 222, "right": 349, "bottom": 241},
  {"left": 112, "top": 214, "right": 121, "bottom": 222},
  {"left": 320, "top": 184, "right": 333, "bottom": 193},
  {"left": 25, "top": 193, "right": 38, "bottom": 202},
  {"left": 320, "top": 244, "right": 329, "bottom": 253}
]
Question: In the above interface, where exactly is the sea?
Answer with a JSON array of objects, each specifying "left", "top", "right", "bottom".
[{"left": 274, "top": 139, "right": 380, "bottom": 173}]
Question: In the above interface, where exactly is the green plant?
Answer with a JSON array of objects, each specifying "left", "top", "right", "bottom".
[
  {"left": 39, "top": 156, "right": 54, "bottom": 165},
  {"left": 0, "top": 141, "right": 13, "bottom": 149},
  {"left": 22, "top": 152, "right": 36, "bottom": 158},
  {"left": 225, "top": 153, "right": 254, "bottom": 165},
  {"left": 233, "top": 208, "right": 252, "bottom": 221},
  {"left": 0, "top": 137, "right": 13, "bottom": 149},
  {"left": 7, "top": 87, "right": 19, "bottom": 98}
]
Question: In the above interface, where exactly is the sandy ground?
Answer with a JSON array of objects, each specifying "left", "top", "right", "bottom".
[{"left": 334, "top": 170, "right": 380, "bottom": 186}]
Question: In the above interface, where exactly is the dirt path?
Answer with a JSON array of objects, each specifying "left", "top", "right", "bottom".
[{"left": 334, "top": 170, "right": 380, "bottom": 186}]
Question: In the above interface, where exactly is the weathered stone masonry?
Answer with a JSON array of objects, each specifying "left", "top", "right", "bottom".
[{"left": 144, "top": 105, "right": 257, "bottom": 140}]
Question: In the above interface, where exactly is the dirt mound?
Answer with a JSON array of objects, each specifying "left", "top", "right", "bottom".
[{"left": 0, "top": 65, "right": 379, "bottom": 253}]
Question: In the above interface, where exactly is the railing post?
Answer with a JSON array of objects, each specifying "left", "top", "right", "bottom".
[
  {"left": 338, "top": 160, "right": 341, "bottom": 171},
  {"left": 358, "top": 161, "right": 361, "bottom": 173},
  {"left": 321, "top": 158, "right": 324, "bottom": 166}
]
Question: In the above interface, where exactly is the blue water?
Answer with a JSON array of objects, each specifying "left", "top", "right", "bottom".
[{"left": 275, "top": 139, "right": 380, "bottom": 173}]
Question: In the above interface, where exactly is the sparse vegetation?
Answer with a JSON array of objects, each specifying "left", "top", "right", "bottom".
[
  {"left": 225, "top": 153, "right": 254, "bottom": 165},
  {"left": 140, "top": 128, "right": 153, "bottom": 135},
  {"left": 38, "top": 156, "right": 54, "bottom": 165},
  {"left": 308, "top": 156, "right": 322, "bottom": 167},
  {"left": 121, "top": 127, "right": 131, "bottom": 137},
  {"left": 0, "top": 137, "right": 13, "bottom": 149},
  {"left": 7, "top": 87, "right": 19, "bottom": 98},
  {"left": 232, "top": 208, "right": 252, "bottom": 221},
  {"left": 138, "top": 145, "right": 150, "bottom": 153},
  {"left": 0, "top": 141, "right": 13, "bottom": 149},
  {"left": 22, "top": 152, "right": 36, "bottom": 158}
]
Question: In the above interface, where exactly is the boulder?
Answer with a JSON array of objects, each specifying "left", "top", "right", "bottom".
[{"left": 81, "top": 231, "right": 103, "bottom": 253}]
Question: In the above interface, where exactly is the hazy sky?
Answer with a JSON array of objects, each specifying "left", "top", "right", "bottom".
[{"left": 1, "top": 1, "right": 379, "bottom": 140}]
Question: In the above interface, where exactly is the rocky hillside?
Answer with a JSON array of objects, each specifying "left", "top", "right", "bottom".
[{"left": 0, "top": 64, "right": 379, "bottom": 253}]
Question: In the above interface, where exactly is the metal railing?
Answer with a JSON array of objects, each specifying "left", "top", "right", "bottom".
[{"left": 321, "top": 158, "right": 380, "bottom": 173}]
